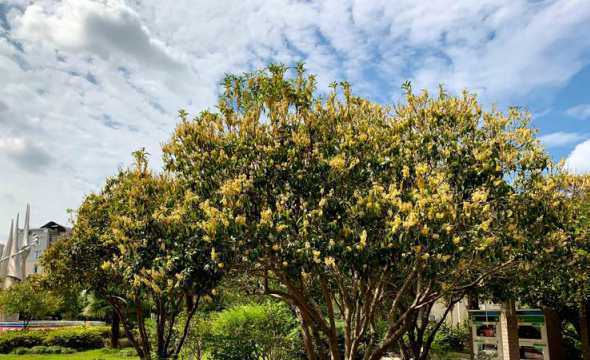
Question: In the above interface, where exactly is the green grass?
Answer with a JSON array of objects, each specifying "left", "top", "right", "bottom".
[
  {"left": 0, "top": 348, "right": 137, "bottom": 360},
  {"left": 430, "top": 351, "right": 470, "bottom": 360}
]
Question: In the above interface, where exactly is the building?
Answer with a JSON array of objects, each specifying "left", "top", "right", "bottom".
[
  {"left": 0, "top": 205, "right": 70, "bottom": 288},
  {"left": 23, "top": 221, "right": 69, "bottom": 276}
]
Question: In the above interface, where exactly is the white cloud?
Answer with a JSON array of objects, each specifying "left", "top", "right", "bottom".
[
  {"left": 566, "top": 104, "right": 590, "bottom": 120},
  {"left": 539, "top": 132, "right": 586, "bottom": 148},
  {"left": 14, "top": 0, "right": 182, "bottom": 69},
  {"left": 356, "top": 0, "right": 590, "bottom": 102},
  {"left": 566, "top": 139, "right": 590, "bottom": 173},
  {"left": 0, "top": 136, "right": 53, "bottom": 172},
  {"left": 1, "top": 0, "right": 590, "bottom": 240}
]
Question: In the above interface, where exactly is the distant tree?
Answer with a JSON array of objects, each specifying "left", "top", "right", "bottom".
[
  {"left": 0, "top": 275, "right": 61, "bottom": 329},
  {"left": 42, "top": 150, "right": 226, "bottom": 360},
  {"left": 163, "top": 65, "right": 561, "bottom": 360}
]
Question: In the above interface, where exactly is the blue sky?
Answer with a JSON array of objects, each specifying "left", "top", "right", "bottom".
[{"left": 1, "top": 0, "right": 590, "bottom": 241}]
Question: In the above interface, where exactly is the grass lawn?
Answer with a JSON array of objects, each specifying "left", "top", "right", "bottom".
[
  {"left": 430, "top": 351, "right": 470, "bottom": 360},
  {"left": 0, "top": 348, "right": 468, "bottom": 360},
  {"left": 0, "top": 348, "right": 138, "bottom": 360}
]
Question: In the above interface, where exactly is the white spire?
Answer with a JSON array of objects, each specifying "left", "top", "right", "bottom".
[
  {"left": 20, "top": 204, "right": 31, "bottom": 277},
  {"left": 0, "top": 219, "right": 14, "bottom": 279},
  {"left": 23, "top": 204, "right": 30, "bottom": 247},
  {"left": 6, "top": 213, "right": 22, "bottom": 280}
]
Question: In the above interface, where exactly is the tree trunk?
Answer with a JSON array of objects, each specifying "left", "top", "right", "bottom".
[
  {"left": 580, "top": 300, "right": 590, "bottom": 360},
  {"left": 327, "top": 332, "right": 340, "bottom": 360},
  {"left": 543, "top": 307, "right": 564, "bottom": 360},
  {"left": 296, "top": 309, "right": 318, "bottom": 360},
  {"left": 500, "top": 300, "right": 520, "bottom": 360},
  {"left": 111, "top": 310, "right": 120, "bottom": 349}
]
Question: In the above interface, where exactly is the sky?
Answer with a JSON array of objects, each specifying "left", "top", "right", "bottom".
[{"left": 1, "top": 0, "right": 590, "bottom": 242}]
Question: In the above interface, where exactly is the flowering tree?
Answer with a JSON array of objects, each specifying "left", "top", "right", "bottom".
[
  {"left": 501, "top": 173, "right": 590, "bottom": 359},
  {"left": 164, "top": 65, "right": 559, "bottom": 360},
  {"left": 42, "top": 150, "right": 225, "bottom": 360}
]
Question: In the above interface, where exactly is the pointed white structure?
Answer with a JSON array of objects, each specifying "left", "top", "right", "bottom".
[
  {"left": 0, "top": 219, "right": 14, "bottom": 289},
  {"left": 20, "top": 204, "right": 31, "bottom": 277},
  {"left": 23, "top": 204, "right": 30, "bottom": 248},
  {"left": 6, "top": 213, "right": 22, "bottom": 281},
  {"left": 0, "top": 219, "right": 13, "bottom": 281},
  {"left": 1, "top": 205, "right": 69, "bottom": 291}
]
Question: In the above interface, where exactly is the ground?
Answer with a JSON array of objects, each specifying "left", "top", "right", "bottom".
[
  {"left": 0, "top": 349, "right": 470, "bottom": 359},
  {"left": 0, "top": 348, "right": 137, "bottom": 360},
  {"left": 386, "top": 353, "right": 469, "bottom": 360}
]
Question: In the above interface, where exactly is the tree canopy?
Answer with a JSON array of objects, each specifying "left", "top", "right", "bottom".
[
  {"left": 42, "top": 150, "right": 226, "bottom": 359},
  {"left": 0, "top": 275, "right": 61, "bottom": 329},
  {"left": 162, "top": 65, "right": 563, "bottom": 360}
]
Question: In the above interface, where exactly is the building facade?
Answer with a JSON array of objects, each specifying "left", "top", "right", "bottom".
[{"left": 0, "top": 205, "right": 69, "bottom": 286}]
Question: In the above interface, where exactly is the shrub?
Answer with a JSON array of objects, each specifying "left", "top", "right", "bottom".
[
  {"left": 47, "top": 345, "right": 76, "bottom": 354},
  {"left": 11, "top": 345, "right": 76, "bottom": 355},
  {"left": 12, "top": 347, "right": 30, "bottom": 355},
  {"left": 205, "top": 302, "right": 301, "bottom": 360},
  {"left": 0, "top": 326, "right": 108, "bottom": 353},
  {"left": 0, "top": 331, "right": 44, "bottom": 353},
  {"left": 432, "top": 323, "right": 470, "bottom": 352},
  {"left": 562, "top": 322, "right": 582, "bottom": 360},
  {"left": 43, "top": 327, "right": 105, "bottom": 350},
  {"left": 30, "top": 345, "right": 50, "bottom": 354}
]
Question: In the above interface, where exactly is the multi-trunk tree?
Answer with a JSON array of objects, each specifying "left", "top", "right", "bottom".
[
  {"left": 42, "top": 150, "right": 226, "bottom": 360},
  {"left": 163, "top": 65, "right": 561, "bottom": 360}
]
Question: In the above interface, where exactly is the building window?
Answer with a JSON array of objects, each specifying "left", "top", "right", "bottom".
[{"left": 33, "top": 264, "right": 38, "bottom": 273}]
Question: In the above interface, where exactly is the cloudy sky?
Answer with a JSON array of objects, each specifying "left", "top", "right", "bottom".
[{"left": 1, "top": 0, "right": 590, "bottom": 241}]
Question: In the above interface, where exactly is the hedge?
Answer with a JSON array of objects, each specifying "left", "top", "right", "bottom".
[
  {"left": 0, "top": 331, "right": 44, "bottom": 353},
  {"left": 13, "top": 346, "right": 76, "bottom": 355},
  {"left": 0, "top": 326, "right": 109, "bottom": 353}
]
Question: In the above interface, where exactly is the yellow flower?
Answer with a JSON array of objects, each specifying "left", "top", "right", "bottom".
[
  {"left": 329, "top": 154, "right": 346, "bottom": 171},
  {"left": 402, "top": 166, "right": 410, "bottom": 178},
  {"left": 272, "top": 244, "right": 280, "bottom": 251},
  {"left": 471, "top": 189, "right": 488, "bottom": 203},
  {"left": 359, "top": 229, "right": 367, "bottom": 247},
  {"left": 217, "top": 262, "right": 224, "bottom": 269},
  {"left": 324, "top": 257, "right": 336, "bottom": 267},
  {"left": 261, "top": 208, "right": 273, "bottom": 225},
  {"left": 235, "top": 215, "right": 246, "bottom": 225},
  {"left": 282, "top": 261, "right": 289, "bottom": 267},
  {"left": 416, "top": 163, "right": 428, "bottom": 176},
  {"left": 420, "top": 225, "right": 429, "bottom": 236}
]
